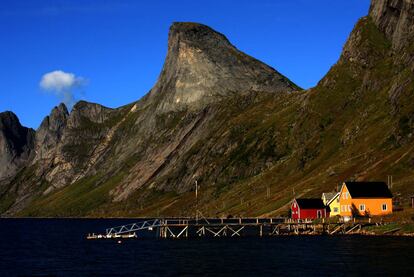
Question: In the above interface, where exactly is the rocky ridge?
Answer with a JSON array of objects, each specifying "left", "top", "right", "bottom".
[
  {"left": 0, "top": 112, "right": 34, "bottom": 182},
  {"left": 370, "top": 0, "right": 414, "bottom": 50}
]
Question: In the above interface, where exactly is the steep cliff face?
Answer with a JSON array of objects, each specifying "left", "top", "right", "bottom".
[
  {"left": 367, "top": 0, "right": 414, "bottom": 145},
  {"left": 34, "top": 103, "right": 68, "bottom": 162},
  {"left": 369, "top": 0, "right": 414, "bottom": 50},
  {"left": 145, "top": 22, "right": 298, "bottom": 113},
  {"left": 0, "top": 112, "right": 34, "bottom": 181}
]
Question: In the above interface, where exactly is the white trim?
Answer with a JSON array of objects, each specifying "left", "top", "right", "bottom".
[
  {"left": 326, "top": 192, "right": 340, "bottom": 206},
  {"left": 339, "top": 183, "right": 347, "bottom": 200}
]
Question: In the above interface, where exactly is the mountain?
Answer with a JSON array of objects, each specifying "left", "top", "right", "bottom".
[
  {"left": 144, "top": 22, "right": 298, "bottom": 113},
  {"left": 1, "top": 0, "right": 413, "bottom": 217},
  {"left": 0, "top": 112, "right": 34, "bottom": 181}
]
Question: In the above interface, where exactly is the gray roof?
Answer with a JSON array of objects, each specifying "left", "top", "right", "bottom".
[{"left": 322, "top": 192, "right": 337, "bottom": 202}]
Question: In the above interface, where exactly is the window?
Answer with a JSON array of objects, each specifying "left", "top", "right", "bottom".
[
  {"left": 348, "top": 205, "right": 351, "bottom": 212},
  {"left": 382, "top": 204, "right": 387, "bottom": 211},
  {"left": 360, "top": 204, "right": 365, "bottom": 211},
  {"left": 333, "top": 207, "right": 339, "bottom": 213},
  {"left": 336, "top": 198, "right": 340, "bottom": 203}
]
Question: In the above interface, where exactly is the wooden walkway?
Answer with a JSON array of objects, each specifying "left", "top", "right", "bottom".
[{"left": 87, "top": 217, "right": 375, "bottom": 239}]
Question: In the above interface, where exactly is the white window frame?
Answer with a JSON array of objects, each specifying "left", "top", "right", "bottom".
[
  {"left": 382, "top": 204, "right": 387, "bottom": 211},
  {"left": 334, "top": 207, "right": 338, "bottom": 213},
  {"left": 359, "top": 204, "right": 365, "bottom": 212}
]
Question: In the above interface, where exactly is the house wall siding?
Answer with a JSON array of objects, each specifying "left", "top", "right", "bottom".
[
  {"left": 339, "top": 184, "right": 393, "bottom": 217},
  {"left": 328, "top": 197, "right": 341, "bottom": 217}
]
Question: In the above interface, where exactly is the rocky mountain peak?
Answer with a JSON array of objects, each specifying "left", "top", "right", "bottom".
[
  {"left": 67, "top": 101, "right": 113, "bottom": 128},
  {"left": 37, "top": 103, "right": 69, "bottom": 133},
  {"left": 146, "top": 22, "right": 299, "bottom": 112},
  {"left": 0, "top": 111, "right": 20, "bottom": 128},
  {"left": 34, "top": 103, "right": 69, "bottom": 161},
  {"left": 168, "top": 22, "right": 233, "bottom": 50},
  {"left": 369, "top": 0, "right": 414, "bottom": 49},
  {"left": 0, "top": 111, "right": 35, "bottom": 180}
]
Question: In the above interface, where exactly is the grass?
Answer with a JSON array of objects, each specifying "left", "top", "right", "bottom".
[
  {"left": 365, "top": 222, "right": 414, "bottom": 235},
  {"left": 0, "top": 193, "right": 17, "bottom": 214},
  {"left": 18, "top": 173, "right": 125, "bottom": 217}
]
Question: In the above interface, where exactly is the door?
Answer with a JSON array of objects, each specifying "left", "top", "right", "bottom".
[{"left": 317, "top": 210, "right": 322, "bottom": 218}]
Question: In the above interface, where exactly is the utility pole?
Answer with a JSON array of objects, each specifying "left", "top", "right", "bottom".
[
  {"left": 195, "top": 180, "right": 198, "bottom": 223},
  {"left": 387, "top": 175, "right": 393, "bottom": 189}
]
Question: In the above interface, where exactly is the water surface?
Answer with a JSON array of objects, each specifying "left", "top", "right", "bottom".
[{"left": 1, "top": 219, "right": 413, "bottom": 276}]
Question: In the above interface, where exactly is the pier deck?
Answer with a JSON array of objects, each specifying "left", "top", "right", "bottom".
[{"left": 87, "top": 217, "right": 376, "bottom": 239}]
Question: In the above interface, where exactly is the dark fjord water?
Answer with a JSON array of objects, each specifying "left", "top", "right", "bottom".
[{"left": 0, "top": 219, "right": 413, "bottom": 277}]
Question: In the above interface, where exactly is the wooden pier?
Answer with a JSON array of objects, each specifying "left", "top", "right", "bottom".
[{"left": 88, "top": 217, "right": 377, "bottom": 239}]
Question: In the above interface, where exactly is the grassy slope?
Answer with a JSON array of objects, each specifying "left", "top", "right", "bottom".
[{"left": 14, "top": 18, "right": 414, "bottom": 219}]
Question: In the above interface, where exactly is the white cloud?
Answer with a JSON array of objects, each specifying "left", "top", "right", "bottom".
[{"left": 39, "top": 70, "right": 87, "bottom": 109}]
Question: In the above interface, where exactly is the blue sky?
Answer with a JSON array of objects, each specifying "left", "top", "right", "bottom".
[{"left": 1, "top": 0, "right": 370, "bottom": 128}]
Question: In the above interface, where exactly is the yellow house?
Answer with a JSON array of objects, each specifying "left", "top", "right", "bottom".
[
  {"left": 322, "top": 192, "right": 340, "bottom": 217},
  {"left": 339, "top": 181, "right": 393, "bottom": 218}
]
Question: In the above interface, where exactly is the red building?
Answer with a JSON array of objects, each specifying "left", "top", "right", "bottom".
[{"left": 291, "top": 198, "right": 329, "bottom": 220}]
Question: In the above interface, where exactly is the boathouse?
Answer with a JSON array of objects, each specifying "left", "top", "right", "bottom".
[
  {"left": 322, "top": 192, "right": 340, "bottom": 217},
  {"left": 339, "top": 181, "right": 393, "bottom": 218},
  {"left": 291, "top": 198, "right": 329, "bottom": 220}
]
